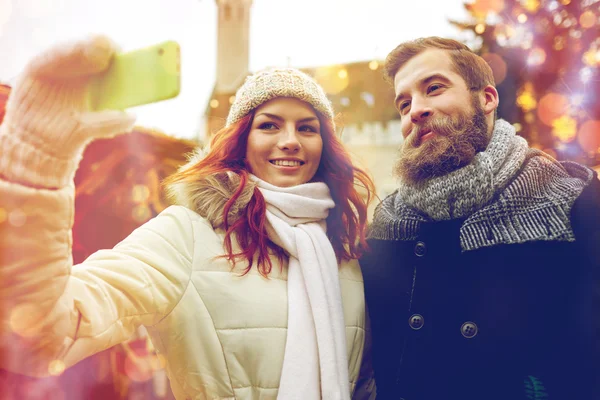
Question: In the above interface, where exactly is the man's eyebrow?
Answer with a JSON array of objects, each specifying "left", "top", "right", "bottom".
[
  {"left": 394, "top": 73, "right": 452, "bottom": 105},
  {"left": 255, "top": 113, "right": 319, "bottom": 123}
]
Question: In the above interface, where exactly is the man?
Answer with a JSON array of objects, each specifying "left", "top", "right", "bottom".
[{"left": 360, "top": 37, "right": 599, "bottom": 399}]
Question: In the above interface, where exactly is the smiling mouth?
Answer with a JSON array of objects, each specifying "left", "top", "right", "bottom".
[
  {"left": 270, "top": 160, "right": 305, "bottom": 167},
  {"left": 418, "top": 130, "right": 436, "bottom": 143}
]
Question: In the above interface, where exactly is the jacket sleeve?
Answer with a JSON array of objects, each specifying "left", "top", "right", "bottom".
[{"left": 0, "top": 178, "right": 194, "bottom": 377}]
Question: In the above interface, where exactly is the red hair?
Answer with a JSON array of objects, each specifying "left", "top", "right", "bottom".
[{"left": 164, "top": 109, "right": 375, "bottom": 277}]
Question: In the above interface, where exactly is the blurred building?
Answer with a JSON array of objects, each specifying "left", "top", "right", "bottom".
[{"left": 204, "top": 0, "right": 404, "bottom": 210}]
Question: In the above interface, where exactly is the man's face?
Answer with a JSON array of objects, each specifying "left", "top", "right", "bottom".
[{"left": 392, "top": 49, "right": 490, "bottom": 184}]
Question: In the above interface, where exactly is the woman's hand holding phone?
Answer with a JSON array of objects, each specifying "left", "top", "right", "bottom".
[{"left": 0, "top": 35, "right": 137, "bottom": 188}]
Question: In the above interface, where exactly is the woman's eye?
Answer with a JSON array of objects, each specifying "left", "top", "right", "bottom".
[
  {"left": 299, "top": 125, "right": 318, "bottom": 133},
  {"left": 258, "top": 122, "right": 277, "bottom": 130}
]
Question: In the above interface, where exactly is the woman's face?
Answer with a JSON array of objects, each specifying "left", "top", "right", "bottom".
[{"left": 245, "top": 97, "right": 323, "bottom": 187}]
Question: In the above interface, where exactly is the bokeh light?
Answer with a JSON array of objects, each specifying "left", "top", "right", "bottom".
[
  {"left": 579, "top": 11, "right": 596, "bottom": 29},
  {"left": 537, "top": 92, "right": 569, "bottom": 126},
  {"left": 132, "top": 184, "right": 150, "bottom": 203},
  {"left": 209, "top": 99, "right": 219, "bottom": 108},
  {"left": 368, "top": 60, "right": 379, "bottom": 70},
  {"left": 517, "top": 13, "right": 527, "bottom": 23},
  {"left": 577, "top": 120, "right": 600, "bottom": 154},
  {"left": 552, "top": 115, "right": 577, "bottom": 142},
  {"left": 475, "top": 23, "right": 486, "bottom": 34},
  {"left": 527, "top": 47, "right": 546, "bottom": 66},
  {"left": 523, "top": 0, "right": 541, "bottom": 13},
  {"left": 314, "top": 66, "right": 349, "bottom": 95},
  {"left": 48, "top": 360, "right": 66, "bottom": 376},
  {"left": 469, "top": 0, "right": 506, "bottom": 18},
  {"left": 517, "top": 90, "right": 537, "bottom": 112}
]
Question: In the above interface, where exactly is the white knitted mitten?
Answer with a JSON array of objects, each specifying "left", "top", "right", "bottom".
[{"left": 0, "top": 35, "right": 136, "bottom": 188}]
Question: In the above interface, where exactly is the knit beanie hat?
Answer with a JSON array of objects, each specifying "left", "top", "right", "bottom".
[{"left": 225, "top": 67, "right": 334, "bottom": 127}]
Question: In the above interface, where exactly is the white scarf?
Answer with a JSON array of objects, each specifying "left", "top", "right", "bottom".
[{"left": 253, "top": 177, "right": 351, "bottom": 400}]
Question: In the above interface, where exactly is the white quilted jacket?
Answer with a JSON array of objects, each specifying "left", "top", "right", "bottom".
[{"left": 0, "top": 168, "right": 368, "bottom": 399}]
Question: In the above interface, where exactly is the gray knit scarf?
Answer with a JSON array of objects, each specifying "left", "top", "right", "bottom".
[{"left": 370, "top": 119, "right": 594, "bottom": 251}]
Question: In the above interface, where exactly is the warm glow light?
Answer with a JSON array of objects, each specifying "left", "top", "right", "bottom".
[
  {"left": 469, "top": 0, "right": 506, "bottom": 19},
  {"left": 229, "top": 96, "right": 235, "bottom": 104},
  {"left": 315, "top": 66, "right": 349, "bottom": 94},
  {"left": 537, "top": 92, "right": 569, "bottom": 126},
  {"left": 523, "top": 0, "right": 541, "bottom": 12},
  {"left": 475, "top": 23, "right": 486, "bottom": 34},
  {"left": 577, "top": 120, "right": 600, "bottom": 153},
  {"left": 517, "top": 14, "right": 528, "bottom": 23},
  {"left": 560, "top": 0, "right": 571, "bottom": 5},
  {"left": 132, "top": 185, "right": 150, "bottom": 203},
  {"left": 553, "top": 36, "right": 565, "bottom": 50},
  {"left": 582, "top": 50, "right": 597, "bottom": 66},
  {"left": 209, "top": 99, "right": 219, "bottom": 108},
  {"left": 48, "top": 360, "right": 66, "bottom": 376},
  {"left": 368, "top": 60, "right": 379, "bottom": 70},
  {"left": 513, "top": 123, "right": 523, "bottom": 132},
  {"left": 579, "top": 11, "right": 596, "bottom": 29},
  {"left": 517, "top": 91, "right": 537, "bottom": 111},
  {"left": 552, "top": 116, "right": 577, "bottom": 142},
  {"left": 527, "top": 48, "right": 546, "bottom": 66}
]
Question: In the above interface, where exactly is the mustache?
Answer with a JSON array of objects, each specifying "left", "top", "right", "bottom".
[{"left": 406, "top": 116, "right": 462, "bottom": 147}]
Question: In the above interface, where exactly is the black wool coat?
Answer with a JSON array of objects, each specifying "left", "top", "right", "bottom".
[{"left": 360, "top": 175, "right": 600, "bottom": 400}]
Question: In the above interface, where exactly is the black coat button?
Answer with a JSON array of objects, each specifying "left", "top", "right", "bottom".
[
  {"left": 408, "top": 314, "right": 424, "bottom": 330},
  {"left": 461, "top": 321, "right": 478, "bottom": 338},
  {"left": 414, "top": 241, "right": 426, "bottom": 257}
]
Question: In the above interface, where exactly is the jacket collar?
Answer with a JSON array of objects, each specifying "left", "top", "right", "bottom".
[{"left": 165, "top": 147, "right": 256, "bottom": 228}]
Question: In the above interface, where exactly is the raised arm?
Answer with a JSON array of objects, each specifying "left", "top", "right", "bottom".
[{"left": 0, "top": 37, "right": 192, "bottom": 376}]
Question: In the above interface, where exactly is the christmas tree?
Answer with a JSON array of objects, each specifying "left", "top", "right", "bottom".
[{"left": 453, "top": 0, "right": 600, "bottom": 166}]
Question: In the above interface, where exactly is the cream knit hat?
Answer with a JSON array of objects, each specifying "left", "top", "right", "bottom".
[{"left": 225, "top": 67, "right": 334, "bottom": 127}]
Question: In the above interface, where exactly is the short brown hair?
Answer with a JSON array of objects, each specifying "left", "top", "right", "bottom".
[{"left": 383, "top": 37, "right": 495, "bottom": 91}]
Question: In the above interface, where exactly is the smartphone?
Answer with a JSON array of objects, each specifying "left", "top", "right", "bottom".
[{"left": 88, "top": 40, "right": 181, "bottom": 111}]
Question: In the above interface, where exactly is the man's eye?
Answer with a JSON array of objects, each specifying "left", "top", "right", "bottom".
[
  {"left": 427, "top": 84, "right": 442, "bottom": 93},
  {"left": 258, "top": 122, "right": 277, "bottom": 130},
  {"left": 399, "top": 102, "right": 410, "bottom": 113}
]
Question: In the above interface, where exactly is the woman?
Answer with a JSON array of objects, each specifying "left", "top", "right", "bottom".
[{"left": 0, "top": 36, "right": 375, "bottom": 399}]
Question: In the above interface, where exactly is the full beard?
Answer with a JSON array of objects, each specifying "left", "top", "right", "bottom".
[{"left": 393, "top": 98, "right": 490, "bottom": 185}]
